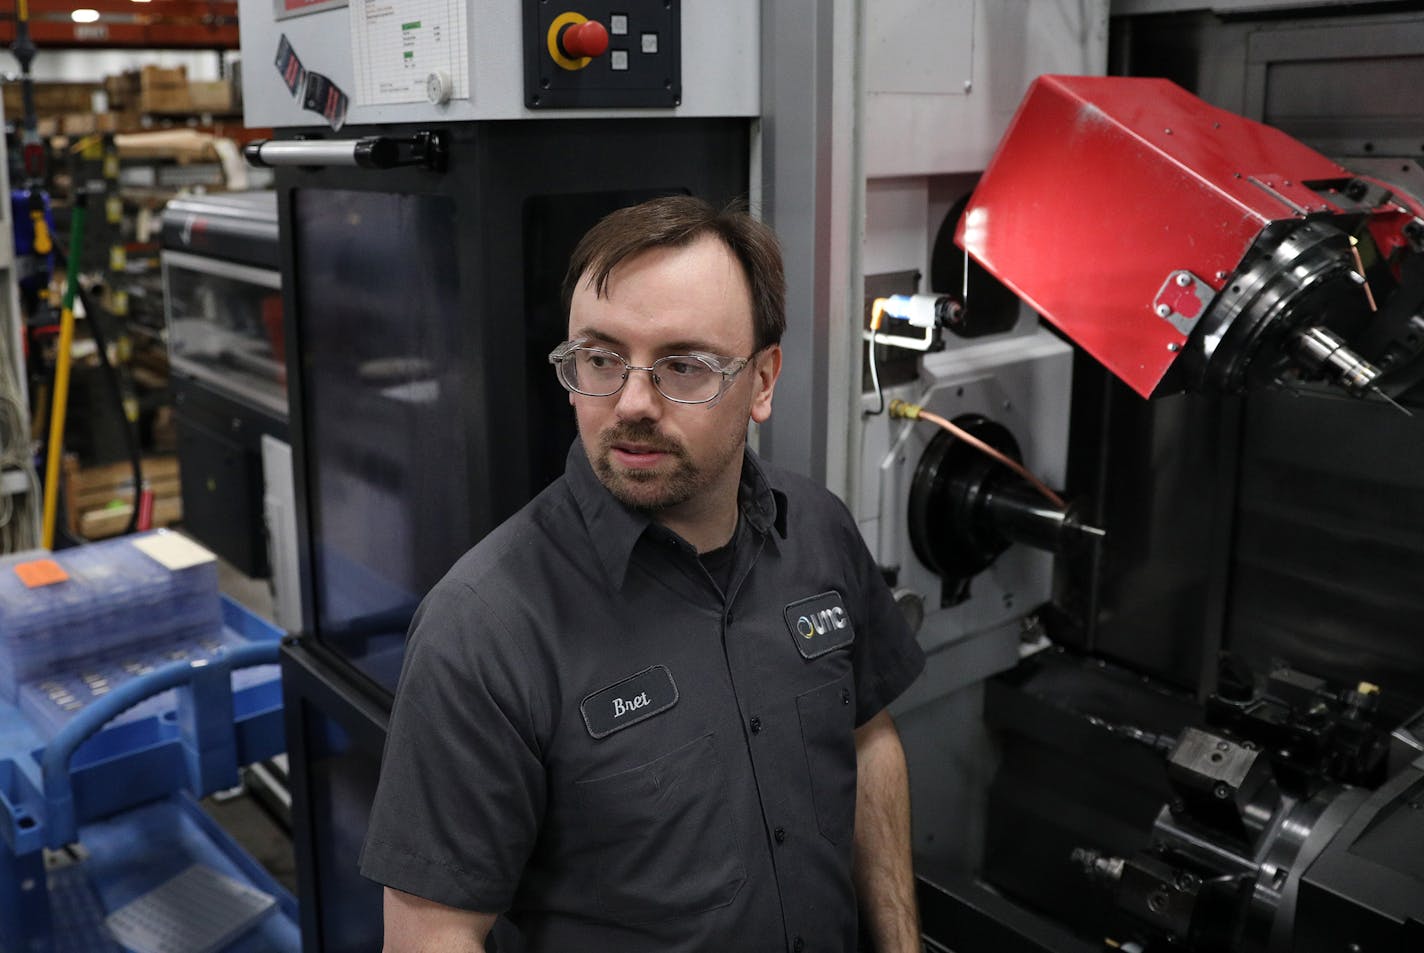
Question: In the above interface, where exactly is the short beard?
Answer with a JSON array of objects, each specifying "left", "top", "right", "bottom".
[{"left": 593, "top": 422, "right": 702, "bottom": 514}]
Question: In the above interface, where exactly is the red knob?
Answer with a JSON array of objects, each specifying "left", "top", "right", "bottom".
[{"left": 561, "top": 20, "right": 609, "bottom": 59}]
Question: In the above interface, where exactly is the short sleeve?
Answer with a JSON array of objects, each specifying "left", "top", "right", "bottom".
[
  {"left": 838, "top": 503, "right": 926, "bottom": 726},
  {"left": 359, "top": 579, "right": 547, "bottom": 912}
]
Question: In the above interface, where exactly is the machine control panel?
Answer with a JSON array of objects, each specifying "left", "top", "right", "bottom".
[{"left": 524, "top": 1, "right": 680, "bottom": 108}]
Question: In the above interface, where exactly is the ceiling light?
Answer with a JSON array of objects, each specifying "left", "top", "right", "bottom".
[{"left": 71, "top": 9, "right": 101, "bottom": 22}]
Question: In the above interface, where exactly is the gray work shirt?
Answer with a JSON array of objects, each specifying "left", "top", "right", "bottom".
[{"left": 360, "top": 440, "right": 926, "bottom": 952}]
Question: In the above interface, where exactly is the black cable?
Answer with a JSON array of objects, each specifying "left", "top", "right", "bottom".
[{"left": 50, "top": 234, "right": 144, "bottom": 538}]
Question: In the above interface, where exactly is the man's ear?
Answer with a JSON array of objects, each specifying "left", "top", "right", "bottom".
[{"left": 749, "top": 345, "right": 782, "bottom": 424}]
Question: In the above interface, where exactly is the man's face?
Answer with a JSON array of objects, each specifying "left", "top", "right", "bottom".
[{"left": 567, "top": 234, "right": 780, "bottom": 518}]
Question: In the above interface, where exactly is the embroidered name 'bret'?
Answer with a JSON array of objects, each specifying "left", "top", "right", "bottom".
[
  {"left": 783, "top": 590, "right": 855, "bottom": 659},
  {"left": 580, "top": 665, "right": 679, "bottom": 739}
]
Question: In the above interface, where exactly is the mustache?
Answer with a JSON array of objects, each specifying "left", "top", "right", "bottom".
[{"left": 599, "top": 422, "right": 684, "bottom": 456}]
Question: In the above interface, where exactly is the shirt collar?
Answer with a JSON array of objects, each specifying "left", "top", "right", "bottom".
[{"left": 564, "top": 438, "right": 789, "bottom": 589}]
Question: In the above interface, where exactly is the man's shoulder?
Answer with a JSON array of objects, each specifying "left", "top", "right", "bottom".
[
  {"left": 757, "top": 457, "right": 856, "bottom": 529},
  {"left": 408, "top": 476, "right": 586, "bottom": 661},
  {"left": 438, "top": 475, "right": 586, "bottom": 596}
]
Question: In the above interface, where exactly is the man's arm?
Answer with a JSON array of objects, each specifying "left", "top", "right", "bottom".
[
  {"left": 383, "top": 887, "right": 497, "bottom": 953},
  {"left": 853, "top": 708, "right": 920, "bottom": 953}
]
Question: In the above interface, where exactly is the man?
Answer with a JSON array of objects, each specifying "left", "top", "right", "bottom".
[{"left": 360, "top": 196, "right": 926, "bottom": 952}]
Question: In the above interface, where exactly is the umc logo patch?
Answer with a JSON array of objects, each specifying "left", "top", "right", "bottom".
[
  {"left": 783, "top": 590, "right": 855, "bottom": 659},
  {"left": 580, "top": 665, "right": 679, "bottom": 739}
]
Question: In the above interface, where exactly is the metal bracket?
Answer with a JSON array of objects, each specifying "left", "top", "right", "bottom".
[{"left": 1152, "top": 270, "right": 1214, "bottom": 337}]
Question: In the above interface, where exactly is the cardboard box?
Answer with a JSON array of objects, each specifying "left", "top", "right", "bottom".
[
  {"left": 187, "top": 80, "right": 234, "bottom": 115},
  {"left": 139, "top": 65, "right": 190, "bottom": 114},
  {"left": 2, "top": 82, "right": 100, "bottom": 119},
  {"left": 103, "top": 71, "right": 142, "bottom": 111},
  {"left": 60, "top": 113, "right": 98, "bottom": 136}
]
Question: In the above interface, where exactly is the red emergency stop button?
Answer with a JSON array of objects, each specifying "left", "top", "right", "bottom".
[
  {"left": 561, "top": 20, "right": 608, "bottom": 59},
  {"left": 548, "top": 13, "right": 609, "bottom": 70}
]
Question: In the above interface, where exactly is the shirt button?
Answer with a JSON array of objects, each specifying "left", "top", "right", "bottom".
[
  {"left": 774, "top": 827, "right": 786, "bottom": 844},
  {"left": 793, "top": 937, "right": 804, "bottom": 952},
  {"left": 750, "top": 716, "right": 762, "bottom": 734}
]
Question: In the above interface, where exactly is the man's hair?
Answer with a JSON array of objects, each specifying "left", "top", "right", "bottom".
[{"left": 562, "top": 195, "right": 786, "bottom": 352}]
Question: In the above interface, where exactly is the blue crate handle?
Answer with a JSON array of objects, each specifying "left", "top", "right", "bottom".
[{"left": 40, "top": 641, "right": 280, "bottom": 847}]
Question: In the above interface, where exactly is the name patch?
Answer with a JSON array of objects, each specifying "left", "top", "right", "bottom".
[
  {"left": 784, "top": 590, "right": 855, "bottom": 659},
  {"left": 580, "top": 665, "right": 679, "bottom": 739}
]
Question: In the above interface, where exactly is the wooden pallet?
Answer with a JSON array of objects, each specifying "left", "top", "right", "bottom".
[{"left": 64, "top": 454, "right": 183, "bottom": 540}]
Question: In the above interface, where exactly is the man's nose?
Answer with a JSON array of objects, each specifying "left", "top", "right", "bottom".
[{"left": 614, "top": 367, "right": 663, "bottom": 422}]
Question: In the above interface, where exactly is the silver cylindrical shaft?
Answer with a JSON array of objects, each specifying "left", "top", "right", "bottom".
[{"left": 1288, "top": 326, "right": 1381, "bottom": 394}]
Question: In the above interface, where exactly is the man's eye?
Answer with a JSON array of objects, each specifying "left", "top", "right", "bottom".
[
  {"left": 582, "top": 352, "right": 618, "bottom": 370},
  {"left": 663, "top": 359, "right": 707, "bottom": 377}
]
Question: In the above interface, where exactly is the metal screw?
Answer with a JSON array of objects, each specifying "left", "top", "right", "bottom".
[
  {"left": 1175, "top": 272, "right": 1192, "bottom": 287},
  {"left": 1213, "top": 783, "right": 1231, "bottom": 799},
  {"left": 1147, "top": 890, "right": 1170, "bottom": 913},
  {"left": 963, "top": 80, "right": 973, "bottom": 93},
  {"left": 1164, "top": 128, "right": 1172, "bottom": 135},
  {"left": 1167, "top": 342, "right": 1180, "bottom": 352},
  {"left": 1155, "top": 303, "right": 1172, "bottom": 318},
  {"left": 1216, "top": 740, "right": 1231, "bottom": 751},
  {"left": 1216, "top": 271, "right": 1228, "bottom": 280}
]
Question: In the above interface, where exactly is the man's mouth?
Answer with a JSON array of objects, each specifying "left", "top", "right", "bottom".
[
  {"left": 611, "top": 443, "right": 669, "bottom": 466},
  {"left": 606, "top": 433, "right": 680, "bottom": 471}
]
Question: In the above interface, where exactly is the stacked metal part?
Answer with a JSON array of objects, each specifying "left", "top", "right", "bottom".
[{"left": 0, "top": 532, "right": 221, "bottom": 706}]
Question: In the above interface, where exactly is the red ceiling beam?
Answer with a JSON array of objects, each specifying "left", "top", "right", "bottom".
[
  {"left": 0, "top": 19, "right": 239, "bottom": 48},
  {"left": 0, "top": 1, "right": 239, "bottom": 47},
  {"left": 10, "top": 1, "right": 237, "bottom": 17}
]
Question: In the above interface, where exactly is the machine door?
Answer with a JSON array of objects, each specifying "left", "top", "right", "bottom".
[{"left": 283, "top": 120, "right": 750, "bottom": 694}]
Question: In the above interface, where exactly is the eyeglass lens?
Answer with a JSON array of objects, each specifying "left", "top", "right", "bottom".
[{"left": 562, "top": 348, "right": 723, "bottom": 402}]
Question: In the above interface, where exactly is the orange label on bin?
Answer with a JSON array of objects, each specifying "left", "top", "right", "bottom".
[{"left": 14, "top": 558, "right": 69, "bottom": 588}]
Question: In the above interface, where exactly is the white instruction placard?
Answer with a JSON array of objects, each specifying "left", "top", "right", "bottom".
[{"left": 350, "top": 0, "right": 470, "bottom": 105}]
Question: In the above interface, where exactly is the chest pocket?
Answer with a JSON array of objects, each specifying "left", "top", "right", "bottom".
[
  {"left": 573, "top": 733, "right": 745, "bottom": 923},
  {"left": 796, "top": 671, "right": 858, "bottom": 846}
]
